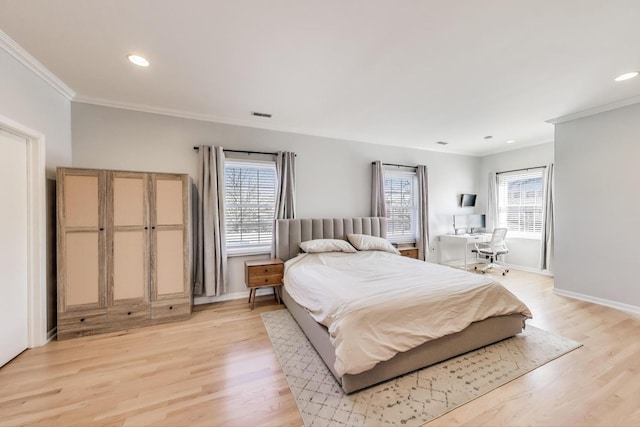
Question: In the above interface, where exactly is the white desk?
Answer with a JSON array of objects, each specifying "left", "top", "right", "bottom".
[{"left": 440, "top": 233, "right": 491, "bottom": 270}]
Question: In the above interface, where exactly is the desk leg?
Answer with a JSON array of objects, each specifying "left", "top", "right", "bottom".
[{"left": 464, "top": 242, "right": 467, "bottom": 270}]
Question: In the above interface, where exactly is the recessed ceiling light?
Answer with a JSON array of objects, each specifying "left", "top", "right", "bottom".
[
  {"left": 484, "top": 135, "right": 493, "bottom": 140},
  {"left": 614, "top": 71, "right": 638, "bottom": 82},
  {"left": 436, "top": 141, "right": 448, "bottom": 145},
  {"left": 127, "top": 54, "right": 150, "bottom": 67},
  {"left": 505, "top": 140, "right": 516, "bottom": 144}
]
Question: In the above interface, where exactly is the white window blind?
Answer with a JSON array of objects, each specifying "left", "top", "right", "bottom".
[
  {"left": 384, "top": 170, "right": 418, "bottom": 243},
  {"left": 224, "top": 159, "right": 276, "bottom": 251},
  {"left": 497, "top": 168, "right": 544, "bottom": 238}
]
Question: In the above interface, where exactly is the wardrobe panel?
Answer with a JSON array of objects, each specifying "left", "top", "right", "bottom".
[
  {"left": 155, "top": 179, "right": 183, "bottom": 225},
  {"left": 156, "top": 229, "right": 185, "bottom": 296},
  {"left": 113, "top": 231, "right": 146, "bottom": 301},
  {"left": 65, "top": 232, "right": 100, "bottom": 306},
  {"left": 64, "top": 175, "right": 99, "bottom": 228},
  {"left": 113, "top": 177, "right": 145, "bottom": 226}
]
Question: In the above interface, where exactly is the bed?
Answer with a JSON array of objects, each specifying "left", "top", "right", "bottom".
[{"left": 275, "top": 217, "right": 531, "bottom": 393}]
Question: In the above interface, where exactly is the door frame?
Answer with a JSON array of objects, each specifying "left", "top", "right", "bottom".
[{"left": 0, "top": 113, "right": 47, "bottom": 347}]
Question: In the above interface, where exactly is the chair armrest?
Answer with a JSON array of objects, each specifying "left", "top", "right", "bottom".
[{"left": 474, "top": 242, "right": 488, "bottom": 251}]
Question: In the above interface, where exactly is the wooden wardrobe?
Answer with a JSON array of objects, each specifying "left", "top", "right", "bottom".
[{"left": 56, "top": 167, "right": 191, "bottom": 340}]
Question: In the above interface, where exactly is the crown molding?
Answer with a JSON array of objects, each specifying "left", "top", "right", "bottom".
[
  {"left": 73, "top": 95, "right": 278, "bottom": 130},
  {"left": 74, "top": 95, "right": 398, "bottom": 147},
  {"left": 74, "top": 96, "right": 503, "bottom": 157},
  {"left": 76, "top": 95, "right": 502, "bottom": 157},
  {"left": 0, "top": 29, "right": 76, "bottom": 100},
  {"left": 546, "top": 94, "right": 640, "bottom": 125},
  {"left": 477, "top": 139, "right": 554, "bottom": 157},
  {"left": 73, "top": 96, "right": 555, "bottom": 158}
]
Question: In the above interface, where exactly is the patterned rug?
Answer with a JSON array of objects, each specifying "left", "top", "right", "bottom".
[{"left": 262, "top": 309, "right": 581, "bottom": 427}]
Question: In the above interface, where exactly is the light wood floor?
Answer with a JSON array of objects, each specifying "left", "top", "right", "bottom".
[{"left": 1, "top": 268, "right": 639, "bottom": 426}]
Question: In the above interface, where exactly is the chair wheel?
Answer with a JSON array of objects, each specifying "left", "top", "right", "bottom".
[
  {"left": 502, "top": 272, "right": 506, "bottom": 276},
  {"left": 481, "top": 271, "right": 485, "bottom": 274},
  {"left": 506, "top": 269, "right": 510, "bottom": 273},
  {"left": 474, "top": 266, "right": 477, "bottom": 270}
]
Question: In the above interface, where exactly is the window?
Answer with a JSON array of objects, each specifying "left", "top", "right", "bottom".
[
  {"left": 224, "top": 159, "right": 277, "bottom": 253},
  {"left": 384, "top": 169, "right": 418, "bottom": 243},
  {"left": 497, "top": 168, "right": 544, "bottom": 238}
]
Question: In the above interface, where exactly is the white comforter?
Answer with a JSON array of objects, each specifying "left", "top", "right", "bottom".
[{"left": 284, "top": 251, "right": 532, "bottom": 376}]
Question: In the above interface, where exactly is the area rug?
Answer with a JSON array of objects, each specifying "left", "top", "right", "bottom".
[{"left": 262, "top": 309, "right": 581, "bottom": 427}]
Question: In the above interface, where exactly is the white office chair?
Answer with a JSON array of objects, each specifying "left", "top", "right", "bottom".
[{"left": 472, "top": 228, "right": 510, "bottom": 275}]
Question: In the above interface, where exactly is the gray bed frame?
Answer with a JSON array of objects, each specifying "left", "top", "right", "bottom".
[{"left": 275, "top": 217, "right": 526, "bottom": 394}]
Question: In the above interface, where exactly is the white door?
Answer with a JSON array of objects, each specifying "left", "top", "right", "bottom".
[{"left": 0, "top": 129, "right": 28, "bottom": 367}]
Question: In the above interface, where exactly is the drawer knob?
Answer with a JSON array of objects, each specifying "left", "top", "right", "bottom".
[
  {"left": 80, "top": 318, "right": 85, "bottom": 322},
  {"left": 169, "top": 306, "right": 173, "bottom": 310},
  {"left": 127, "top": 311, "right": 132, "bottom": 315},
  {"left": 263, "top": 268, "right": 269, "bottom": 273},
  {"left": 264, "top": 278, "right": 269, "bottom": 283}
]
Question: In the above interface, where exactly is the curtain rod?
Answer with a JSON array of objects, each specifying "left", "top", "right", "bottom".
[
  {"left": 497, "top": 165, "right": 546, "bottom": 175},
  {"left": 193, "top": 147, "right": 279, "bottom": 156},
  {"left": 372, "top": 162, "right": 418, "bottom": 169}
]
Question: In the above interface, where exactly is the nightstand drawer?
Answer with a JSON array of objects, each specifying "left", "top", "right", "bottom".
[
  {"left": 248, "top": 273, "right": 283, "bottom": 286},
  {"left": 399, "top": 248, "right": 419, "bottom": 259},
  {"left": 247, "top": 264, "right": 283, "bottom": 276},
  {"left": 244, "top": 259, "right": 285, "bottom": 309}
]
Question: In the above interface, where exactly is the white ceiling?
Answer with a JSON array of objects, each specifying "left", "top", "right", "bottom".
[{"left": 1, "top": 0, "right": 640, "bottom": 156}]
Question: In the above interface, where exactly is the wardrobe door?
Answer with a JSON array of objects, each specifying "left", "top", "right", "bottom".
[
  {"left": 57, "top": 168, "right": 107, "bottom": 338},
  {"left": 150, "top": 174, "right": 191, "bottom": 319},
  {"left": 107, "top": 172, "right": 150, "bottom": 325}
]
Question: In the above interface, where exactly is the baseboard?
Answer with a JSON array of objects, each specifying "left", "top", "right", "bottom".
[
  {"left": 505, "top": 263, "right": 554, "bottom": 277},
  {"left": 194, "top": 288, "right": 275, "bottom": 305},
  {"left": 46, "top": 327, "right": 57, "bottom": 343},
  {"left": 441, "top": 260, "right": 553, "bottom": 276},
  {"left": 553, "top": 288, "right": 640, "bottom": 316}
]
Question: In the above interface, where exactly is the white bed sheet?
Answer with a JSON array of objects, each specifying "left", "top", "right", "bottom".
[{"left": 284, "top": 251, "right": 532, "bottom": 376}]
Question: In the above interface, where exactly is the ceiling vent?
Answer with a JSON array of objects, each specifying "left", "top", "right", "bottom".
[
  {"left": 436, "top": 141, "right": 448, "bottom": 145},
  {"left": 251, "top": 111, "right": 272, "bottom": 118}
]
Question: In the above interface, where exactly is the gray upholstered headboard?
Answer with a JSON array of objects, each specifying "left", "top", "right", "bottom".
[{"left": 275, "top": 217, "right": 387, "bottom": 261}]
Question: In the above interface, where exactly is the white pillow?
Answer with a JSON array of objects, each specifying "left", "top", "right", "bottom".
[
  {"left": 299, "top": 239, "right": 357, "bottom": 254},
  {"left": 347, "top": 234, "right": 400, "bottom": 255}
]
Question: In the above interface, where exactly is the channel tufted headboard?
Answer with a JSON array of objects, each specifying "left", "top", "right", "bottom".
[{"left": 275, "top": 217, "right": 387, "bottom": 261}]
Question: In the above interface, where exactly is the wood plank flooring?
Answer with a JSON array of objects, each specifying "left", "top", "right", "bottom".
[{"left": 1, "top": 268, "right": 639, "bottom": 426}]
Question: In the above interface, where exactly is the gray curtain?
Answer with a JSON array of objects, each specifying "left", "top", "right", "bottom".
[
  {"left": 371, "top": 161, "right": 387, "bottom": 217},
  {"left": 486, "top": 171, "right": 498, "bottom": 231},
  {"left": 417, "top": 165, "right": 430, "bottom": 261},
  {"left": 274, "top": 151, "right": 296, "bottom": 219},
  {"left": 272, "top": 151, "right": 296, "bottom": 257},
  {"left": 539, "top": 163, "right": 554, "bottom": 271},
  {"left": 194, "top": 145, "right": 227, "bottom": 296}
]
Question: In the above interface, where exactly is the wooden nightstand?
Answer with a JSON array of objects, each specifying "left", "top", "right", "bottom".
[
  {"left": 399, "top": 247, "right": 419, "bottom": 259},
  {"left": 244, "top": 258, "right": 284, "bottom": 310}
]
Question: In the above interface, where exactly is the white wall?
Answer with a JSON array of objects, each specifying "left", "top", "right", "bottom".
[
  {"left": 0, "top": 48, "right": 72, "bottom": 173},
  {"left": 0, "top": 47, "right": 72, "bottom": 334},
  {"left": 71, "top": 102, "right": 481, "bottom": 296},
  {"left": 478, "top": 143, "right": 554, "bottom": 271},
  {"left": 555, "top": 102, "right": 640, "bottom": 310}
]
